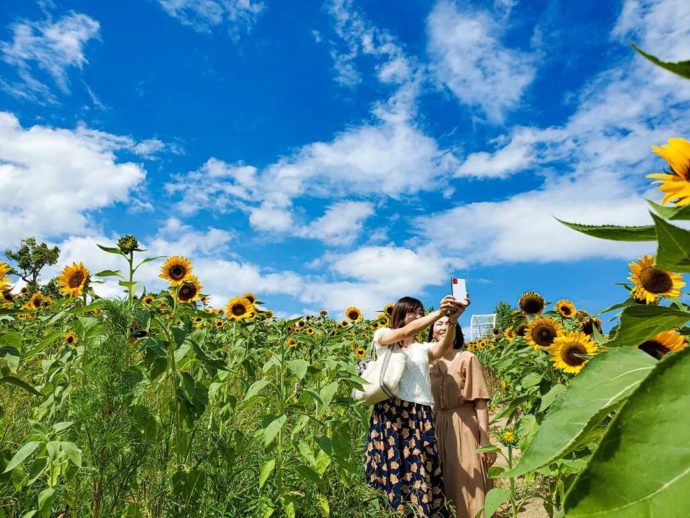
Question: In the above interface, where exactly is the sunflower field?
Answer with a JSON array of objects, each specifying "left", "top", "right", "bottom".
[{"left": 2, "top": 48, "right": 690, "bottom": 518}]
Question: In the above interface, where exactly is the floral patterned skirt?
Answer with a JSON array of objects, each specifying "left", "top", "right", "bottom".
[{"left": 365, "top": 398, "right": 447, "bottom": 517}]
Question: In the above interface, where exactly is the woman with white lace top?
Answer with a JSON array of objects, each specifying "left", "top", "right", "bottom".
[{"left": 364, "top": 294, "right": 470, "bottom": 517}]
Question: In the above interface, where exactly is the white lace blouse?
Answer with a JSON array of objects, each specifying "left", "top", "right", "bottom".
[{"left": 373, "top": 327, "right": 435, "bottom": 406}]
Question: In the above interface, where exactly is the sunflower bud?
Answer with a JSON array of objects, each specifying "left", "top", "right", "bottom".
[{"left": 118, "top": 234, "right": 140, "bottom": 254}]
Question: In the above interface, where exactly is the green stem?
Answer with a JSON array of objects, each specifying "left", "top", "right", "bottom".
[{"left": 508, "top": 446, "right": 518, "bottom": 518}]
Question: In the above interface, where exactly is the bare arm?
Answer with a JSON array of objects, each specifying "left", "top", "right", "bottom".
[
  {"left": 475, "top": 399, "right": 497, "bottom": 465},
  {"left": 428, "top": 295, "right": 470, "bottom": 361},
  {"left": 377, "top": 309, "right": 443, "bottom": 346}
]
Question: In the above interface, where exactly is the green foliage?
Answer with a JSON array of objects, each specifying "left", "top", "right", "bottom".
[
  {"left": 633, "top": 44, "right": 690, "bottom": 80},
  {"left": 493, "top": 301, "right": 512, "bottom": 330},
  {"left": 565, "top": 346, "right": 690, "bottom": 516},
  {"left": 4, "top": 237, "right": 60, "bottom": 289},
  {"left": 554, "top": 219, "right": 656, "bottom": 241}
]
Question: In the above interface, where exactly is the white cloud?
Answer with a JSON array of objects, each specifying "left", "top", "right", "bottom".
[
  {"left": 298, "top": 201, "right": 374, "bottom": 245},
  {"left": 426, "top": 0, "right": 537, "bottom": 122},
  {"left": 416, "top": 0, "right": 690, "bottom": 264},
  {"left": 0, "top": 12, "right": 100, "bottom": 102},
  {"left": 326, "top": 0, "right": 413, "bottom": 86},
  {"left": 301, "top": 246, "right": 449, "bottom": 313},
  {"left": 157, "top": 0, "right": 264, "bottom": 38},
  {"left": 0, "top": 112, "right": 146, "bottom": 249}
]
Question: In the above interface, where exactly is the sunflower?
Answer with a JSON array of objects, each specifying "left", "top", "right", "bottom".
[
  {"left": 194, "top": 316, "right": 203, "bottom": 323},
  {"left": 142, "top": 294, "right": 154, "bottom": 306},
  {"left": 515, "top": 323, "right": 528, "bottom": 337},
  {"left": 0, "top": 262, "right": 11, "bottom": 292},
  {"left": 225, "top": 296, "right": 254, "bottom": 321},
  {"left": 27, "top": 292, "right": 45, "bottom": 310},
  {"left": 319, "top": 309, "right": 328, "bottom": 317},
  {"left": 64, "top": 331, "right": 78, "bottom": 346},
  {"left": 376, "top": 313, "right": 390, "bottom": 326},
  {"left": 242, "top": 292, "right": 257, "bottom": 305},
  {"left": 175, "top": 275, "right": 202, "bottom": 303},
  {"left": 287, "top": 337, "right": 297, "bottom": 349},
  {"left": 263, "top": 310, "right": 275, "bottom": 320},
  {"left": 57, "top": 262, "right": 89, "bottom": 297},
  {"left": 549, "top": 331, "right": 598, "bottom": 374},
  {"left": 354, "top": 347, "right": 366, "bottom": 359},
  {"left": 580, "top": 317, "right": 603, "bottom": 336},
  {"left": 200, "top": 295, "right": 208, "bottom": 304},
  {"left": 499, "top": 429, "right": 518, "bottom": 446},
  {"left": 384, "top": 303, "right": 394, "bottom": 317},
  {"left": 215, "top": 319, "right": 224, "bottom": 328},
  {"left": 629, "top": 255, "right": 685, "bottom": 304},
  {"left": 345, "top": 306, "right": 363, "bottom": 323},
  {"left": 503, "top": 328, "right": 517, "bottom": 340},
  {"left": 556, "top": 300, "right": 576, "bottom": 318},
  {"left": 526, "top": 317, "right": 563, "bottom": 350},
  {"left": 647, "top": 138, "right": 690, "bottom": 206},
  {"left": 159, "top": 256, "right": 192, "bottom": 285},
  {"left": 519, "top": 291, "right": 545, "bottom": 316},
  {"left": 637, "top": 330, "right": 688, "bottom": 359},
  {"left": 305, "top": 326, "right": 315, "bottom": 336},
  {"left": 370, "top": 321, "right": 380, "bottom": 331}
]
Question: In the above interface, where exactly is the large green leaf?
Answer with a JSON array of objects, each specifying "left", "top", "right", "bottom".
[
  {"left": 646, "top": 199, "right": 690, "bottom": 221},
  {"left": 484, "top": 488, "right": 511, "bottom": 518},
  {"left": 555, "top": 218, "right": 656, "bottom": 241},
  {"left": 263, "top": 415, "right": 287, "bottom": 446},
  {"left": 651, "top": 212, "right": 690, "bottom": 272},
  {"left": 633, "top": 44, "right": 690, "bottom": 80},
  {"left": 0, "top": 376, "right": 43, "bottom": 397},
  {"left": 506, "top": 348, "right": 655, "bottom": 477},
  {"left": 565, "top": 346, "right": 690, "bottom": 516},
  {"left": 608, "top": 305, "right": 690, "bottom": 348}
]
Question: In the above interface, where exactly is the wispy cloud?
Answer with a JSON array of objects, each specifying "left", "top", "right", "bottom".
[
  {"left": 0, "top": 12, "right": 100, "bottom": 102},
  {"left": 156, "top": 0, "right": 265, "bottom": 38},
  {"left": 426, "top": 0, "right": 537, "bottom": 123}
]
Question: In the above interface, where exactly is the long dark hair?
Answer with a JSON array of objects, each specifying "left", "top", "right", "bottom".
[
  {"left": 427, "top": 320, "right": 465, "bottom": 350},
  {"left": 390, "top": 296, "right": 424, "bottom": 330}
]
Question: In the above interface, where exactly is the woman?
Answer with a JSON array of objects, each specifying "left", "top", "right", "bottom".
[
  {"left": 365, "top": 295, "right": 468, "bottom": 517},
  {"left": 428, "top": 316, "right": 495, "bottom": 518}
]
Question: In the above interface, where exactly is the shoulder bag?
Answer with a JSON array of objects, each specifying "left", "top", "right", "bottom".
[{"left": 351, "top": 336, "right": 406, "bottom": 405}]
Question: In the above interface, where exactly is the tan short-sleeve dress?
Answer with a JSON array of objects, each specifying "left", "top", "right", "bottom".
[{"left": 430, "top": 351, "right": 490, "bottom": 518}]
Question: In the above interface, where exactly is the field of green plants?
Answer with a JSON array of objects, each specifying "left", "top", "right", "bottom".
[{"left": 2, "top": 48, "right": 690, "bottom": 518}]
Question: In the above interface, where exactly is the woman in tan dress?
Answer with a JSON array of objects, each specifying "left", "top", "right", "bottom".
[{"left": 428, "top": 317, "right": 496, "bottom": 517}]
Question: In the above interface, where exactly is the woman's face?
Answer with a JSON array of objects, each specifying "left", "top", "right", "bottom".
[
  {"left": 403, "top": 307, "right": 424, "bottom": 326},
  {"left": 432, "top": 316, "right": 450, "bottom": 342}
]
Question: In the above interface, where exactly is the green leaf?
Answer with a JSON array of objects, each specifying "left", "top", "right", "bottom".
[
  {"left": 646, "top": 199, "right": 690, "bottom": 221},
  {"left": 37, "top": 487, "right": 54, "bottom": 517},
  {"left": 133, "top": 256, "right": 164, "bottom": 272},
  {"left": 3, "top": 441, "right": 40, "bottom": 473},
  {"left": 319, "top": 381, "right": 338, "bottom": 407},
  {"left": 94, "top": 269, "right": 123, "bottom": 278},
  {"left": 258, "top": 459, "right": 275, "bottom": 488},
  {"left": 0, "top": 376, "right": 43, "bottom": 397},
  {"left": 609, "top": 304, "right": 690, "bottom": 348},
  {"left": 287, "top": 359, "right": 310, "bottom": 380},
  {"left": 521, "top": 372, "right": 541, "bottom": 388},
  {"left": 61, "top": 442, "right": 82, "bottom": 467},
  {"left": 565, "top": 346, "right": 690, "bottom": 516},
  {"left": 242, "top": 379, "right": 271, "bottom": 403},
  {"left": 97, "top": 244, "right": 122, "bottom": 255},
  {"left": 555, "top": 218, "right": 656, "bottom": 241},
  {"left": 506, "top": 348, "right": 655, "bottom": 478},
  {"left": 316, "top": 494, "right": 330, "bottom": 517},
  {"left": 539, "top": 384, "right": 566, "bottom": 412},
  {"left": 484, "top": 487, "right": 511, "bottom": 518},
  {"left": 263, "top": 415, "right": 287, "bottom": 447},
  {"left": 633, "top": 44, "right": 690, "bottom": 80},
  {"left": 0, "top": 331, "right": 22, "bottom": 349},
  {"left": 651, "top": 212, "right": 690, "bottom": 272}
]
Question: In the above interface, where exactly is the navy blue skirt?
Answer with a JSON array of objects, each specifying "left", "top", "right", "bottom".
[{"left": 365, "top": 398, "right": 447, "bottom": 517}]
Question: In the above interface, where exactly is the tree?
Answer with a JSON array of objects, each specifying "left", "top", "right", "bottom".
[
  {"left": 494, "top": 300, "right": 513, "bottom": 330},
  {"left": 4, "top": 237, "right": 60, "bottom": 290}
]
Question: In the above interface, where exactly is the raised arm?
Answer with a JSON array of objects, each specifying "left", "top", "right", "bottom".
[
  {"left": 377, "top": 296, "right": 458, "bottom": 346},
  {"left": 428, "top": 295, "right": 470, "bottom": 361}
]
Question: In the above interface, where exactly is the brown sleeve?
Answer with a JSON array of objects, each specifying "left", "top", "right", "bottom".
[{"left": 462, "top": 353, "right": 490, "bottom": 401}]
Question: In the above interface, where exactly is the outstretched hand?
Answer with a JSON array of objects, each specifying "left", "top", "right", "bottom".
[{"left": 439, "top": 294, "right": 471, "bottom": 321}]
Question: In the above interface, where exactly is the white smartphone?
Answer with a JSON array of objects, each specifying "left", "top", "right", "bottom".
[{"left": 451, "top": 277, "right": 468, "bottom": 303}]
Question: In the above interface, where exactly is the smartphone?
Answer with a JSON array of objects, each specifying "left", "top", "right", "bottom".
[{"left": 451, "top": 277, "right": 468, "bottom": 303}]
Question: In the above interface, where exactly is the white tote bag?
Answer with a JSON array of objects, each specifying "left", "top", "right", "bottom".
[{"left": 352, "top": 337, "right": 406, "bottom": 405}]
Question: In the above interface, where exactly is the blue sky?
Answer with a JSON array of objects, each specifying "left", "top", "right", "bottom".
[{"left": 1, "top": 0, "right": 689, "bottom": 324}]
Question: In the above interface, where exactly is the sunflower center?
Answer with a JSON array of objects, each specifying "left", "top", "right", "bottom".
[
  {"left": 232, "top": 303, "right": 246, "bottom": 316},
  {"left": 178, "top": 282, "right": 197, "bottom": 301},
  {"left": 521, "top": 297, "right": 544, "bottom": 314},
  {"left": 560, "top": 305, "right": 572, "bottom": 316},
  {"left": 68, "top": 270, "right": 85, "bottom": 288},
  {"left": 638, "top": 340, "right": 668, "bottom": 359},
  {"left": 169, "top": 265, "right": 187, "bottom": 281},
  {"left": 348, "top": 311, "right": 359, "bottom": 320},
  {"left": 516, "top": 324, "right": 528, "bottom": 336},
  {"left": 562, "top": 343, "right": 588, "bottom": 366},
  {"left": 639, "top": 267, "right": 673, "bottom": 294},
  {"left": 532, "top": 324, "right": 557, "bottom": 347},
  {"left": 582, "top": 319, "right": 601, "bottom": 335}
]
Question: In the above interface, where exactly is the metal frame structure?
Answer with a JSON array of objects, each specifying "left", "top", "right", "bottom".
[{"left": 469, "top": 313, "right": 497, "bottom": 341}]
